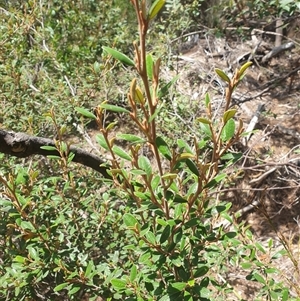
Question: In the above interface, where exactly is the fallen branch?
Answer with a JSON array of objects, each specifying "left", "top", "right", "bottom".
[
  {"left": 243, "top": 103, "right": 265, "bottom": 145},
  {"left": 0, "top": 129, "right": 111, "bottom": 178},
  {"left": 262, "top": 42, "right": 295, "bottom": 63}
]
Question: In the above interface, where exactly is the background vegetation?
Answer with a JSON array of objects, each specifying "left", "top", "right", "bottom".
[{"left": 0, "top": 0, "right": 300, "bottom": 300}]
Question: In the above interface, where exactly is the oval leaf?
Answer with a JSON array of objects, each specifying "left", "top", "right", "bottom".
[
  {"left": 123, "top": 213, "right": 138, "bottom": 227},
  {"left": 96, "top": 134, "right": 109, "bottom": 151},
  {"left": 253, "top": 272, "right": 266, "bottom": 284},
  {"left": 215, "top": 68, "right": 230, "bottom": 83},
  {"left": 221, "top": 118, "right": 235, "bottom": 142},
  {"left": 177, "top": 138, "right": 193, "bottom": 153},
  {"left": 194, "top": 266, "right": 209, "bottom": 278},
  {"left": 171, "top": 282, "right": 186, "bottom": 291},
  {"left": 99, "top": 103, "right": 130, "bottom": 113},
  {"left": 130, "top": 265, "right": 137, "bottom": 282},
  {"left": 196, "top": 117, "right": 211, "bottom": 124},
  {"left": 116, "top": 133, "right": 145, "bottom": 143},
  {"left": 149, "top": 0, "right": 166, "bottom": 20},
  {"left": 204, "top": 173, "right": 227, "bottom": 189},
  {"left": 112, "top": 145, "right": 132, "bottom": 161},
  {"left": 75, "top": 107, "right": 96, "bottom": 119},
  {"left": 111, "top": 279, "right": 127, "bottom": 289},
  {"left": 40, "top": 145, "right": 57, "bottom": 151},
  {"left": 186, "top": 159, "right": 199, "bottom": 176},
  {"left": 158, "top": 75, "right": 179, "bottom": 98},
  {"left": 223, "top": 109, "right": 237, "bottom": 123},
  {"left": 204, "top": 93, "right": 210, "bottom": 108},
  {"left": 199, "top": 123, "right": 212, "bottom": 137},
  {"left": 149, "top": 106, "right": 161, "bottom": 122},
  {"left": 239, "top": 61, "right": 252, "bottom": 77},
  {"left": 178, "top": 152, "right": 194, "bottom": 160},
  {"left": 156, "top": 136, "right": 172, "bottom": 160},
  {"left": 146, "top": 54, "right": 154, "bottom": 79},
  {"left": 138, "top": 155, "right": 152, "bottom": 176},
  {"left": 145, "top": 231, "right": 156, "bottom": 245},
  {"left": 54, "top": 282, "right": 68, "bottom": 292},
  {"left": 161, "top": 173, "right": 177, "bottom": 180},
  {"left": 160, "top": 225, "right": 171, "bottom": 244},
  {"left": 102, "top": 46, "right": 134, "bottom": 66}
]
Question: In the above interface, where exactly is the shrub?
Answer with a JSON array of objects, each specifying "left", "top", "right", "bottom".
[{"left": 0, "top": 0, "right": 299, "bottom": 300}]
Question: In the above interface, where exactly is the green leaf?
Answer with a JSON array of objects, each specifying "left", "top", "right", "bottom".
[
  {"left": 221, "top": 118, "right": 235, "bottom": 142},
  {"left": 197, "top": 117, "right": 211, "bottom": 124},
  {"left": 140, "top": 252, "right": 151, "bottom": 264},
  {"left": 138, "top": 155, "right": 152, "bottom": 177},
  {"left": 151, "top": 175, "right": 160, "bottom": 190},
  {"left": 69, "top": 285, "right": 81, "bottom": 295},
  {"left": 96, "top": 134, "right": 109, "bottom": 151},
  {"left": 99, "top": 103, "right": 130, "bottom": 113},
  {"left": 186, "top": 159, "right": 199, "bottom": 176},
  {"left": 223, "top": 109, "right": 237, "bottom": 123},
  {"left": 149, "top": 0, "right": 166, "bottom": 20},
  {"left": 65, "top": 153, "right": 74, "bottom": 164},
  {"left": 272, "top": 249, "right": 287, "bottom": 259},
  {"left": 253, "top": 272, "right": 266, "bottom": 284},
  {"left": 215, "top": 68, "right": 231, "bottom": 83},
  {"left": 178, "top": 153, "right": 194, "bottom": 160},
  {"left": 174, "top": 194, "right": 187, "bottom": 203},
  {"left": 221, "top": 231, "right": 237, "bottom": 239},
  {"left": 239, "top": 61, "right": 252, "bottom": 77},
  {"left": 130, "top": 169, "right": 147, "bottom": 176},
  {"left": 85, "top": 261, "right": 94, "bottom": 278},
  {"left": 129, "top": 265, "right": 137, "bottom": 282},
  {"left": 204, "top": 93, "right": 210, "bottom": 108},
  {"left": 199, "top": 123, "right": 212, "bottom": 137},
  {"left": 255, "top": 242, "right": 266, "bottom": 253},
  {"left": 240, "top": 262, "right": 252, "bottom": 269},
  {"left": 161, "top": 173, "right": 177, "bottom": 180},
  {"left": 134, "top": 191, "right": 151, "bottom": 200},
  {"left": 13, "top": 256, "right": 26, "bottom": 263},
  {"left": 145, "top": 231, "right": 156, "bottom": 245},
  {"left": 204, "top": 173, "right": 227, "bottom": 188},
  {"left": 116, "top": 133, "right": 145, "bottom": 144},
  {"left": 194, "top": 266, "right": 209, "bottom": 278},
  {"left": 47, "top": 155, "right": 61, "bottom": 160},
  {"left": 20, "top": 221, "right": 35, "bottom": 231},
  {"left": 75, "top": 107, "right": 96, "bottom": 119},
  {"left": 111, "top": 278, "right": 127, "bottom": 289},
  {"left": 112, "top": 145, "right": 132, "bottom": 161},
  {"left": 106, "top": 121, "right": 118, "bottom": 131},
  {"left": 177, "top": 138, "right": 193, "bottom": 153},
  {"left": 268, "top": 238, "right": 273, "bottom": 248},
  {"left": 146, "top": 54, "right": 154, "bottom": 79},
  {"left": 123, "top": 213, "right": 138, "bottom": 228},
  {"left": 149, "top": 106, "right": 161, "bottom": 122},
  {"left": 27, "top": 246, "right": 39, "bottom": 260},
  {"left": 156, "top": 136, "right": 172, "bottom": 160},
  {"left": 265, "top": 268, "right": 278, "bottom": 274},
  {"left": 40, "top": 145, "right": 57, "bottom": 151},
  {"left": 102, "top": 46, "right": 135, "bottom": 66},
  {"left": 158, "top": 75, "right": 179, "bottom": 98},
  {"left": 54, "top": 282, "right": 68, "bottom": 292},
  {"left": 158, "top": 295, "right": 171, "bottom": 301},
  {"left": 282, "top": 288, "right": 289, "bottom": 301},
  {"left": 221, "top": 152, "right": 242, "bottom": 163},
  {"left": 171, "top": 282, "right": 186, "bottom": 291},
  {"left": 160, "top": 225, "right": 171, "bottom": 243}
]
